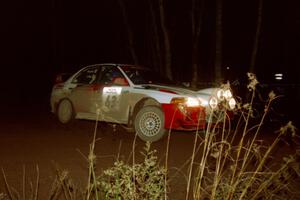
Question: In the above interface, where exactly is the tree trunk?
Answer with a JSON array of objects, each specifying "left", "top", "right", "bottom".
[
  {"left": 148, "top": 0, "right": 163, "bottom": 74},
  {"left": 118, "top": 0, "right": 139, "bottom": 64},
  {"left": 191, "top": 0, "right": 204, "bottom": 88},
  {"left": 191, "top": 54, "right": 198, "bottom": 88},
  {"left": 250, "top": 0, "right": 263, "bottom": 73},
  {"left": 215, "top": 0, "right": 223, "bottom": 84},
  {"left": 159, "top": 0, "right": 172, "bottom": 80}
]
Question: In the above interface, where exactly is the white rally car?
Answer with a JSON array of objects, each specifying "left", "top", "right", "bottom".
[{"left": 50, "top": 64, "right": 236, "bottom": 141}]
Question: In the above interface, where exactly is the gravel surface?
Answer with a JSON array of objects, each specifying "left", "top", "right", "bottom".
[{"left": 0, "top": 106, "right": 299, "bottom": 199}]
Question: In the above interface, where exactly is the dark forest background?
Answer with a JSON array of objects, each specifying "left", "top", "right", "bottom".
[{"left": 1, "top": 0, "right": 299, "bottom": 115}]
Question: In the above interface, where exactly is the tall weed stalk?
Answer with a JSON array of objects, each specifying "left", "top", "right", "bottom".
[{"left": 190, "top": 73, "right": 299, "bottom": 200}]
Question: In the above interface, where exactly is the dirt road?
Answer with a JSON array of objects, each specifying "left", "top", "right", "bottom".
[
  {"left": 0, "top": 106, "right": 298, "bottom": 199},
  {"left": 0, "top": 106, "right": 201, "bottom": 199}
]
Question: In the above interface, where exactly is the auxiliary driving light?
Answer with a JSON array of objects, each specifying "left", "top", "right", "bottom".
[
  {"left": 228, "top": 98, "right": 236, "bottom": 110},
  {"left": 224, "top": 89, "right": 233, "bottom": 100},
  {"left": 217, "top": 89, "right": 225, "bottom": 101},
  {"left": 209, "top": 97, "right": 218, "bottom": 109}
]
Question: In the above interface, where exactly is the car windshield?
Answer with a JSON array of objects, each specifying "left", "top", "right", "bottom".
[{"left": 121, "top": 67, "right": 174, "bottom": 85}]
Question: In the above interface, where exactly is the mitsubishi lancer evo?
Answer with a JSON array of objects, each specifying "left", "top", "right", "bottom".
[{"left": 51, "top": 64, "right": 236, "bottom": 141}]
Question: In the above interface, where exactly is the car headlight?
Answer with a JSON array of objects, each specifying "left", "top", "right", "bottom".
[
  {"left": 171, "top": 97, "right": 200, "bottom": 107},
  {"left": 209, "top": 97, "right": 218, "bottom": 109},
  {"left": 228, "top": 98, "right": 236, "bottom": 110},
  {"left": 199, "top": 99, "right": 208, "bottom": 107},
  {"left": 171, "top": 97, "right": 186, "bottom": 105},
  {"left": 186, "top": 97, "right": 200, "bottom": 107}
]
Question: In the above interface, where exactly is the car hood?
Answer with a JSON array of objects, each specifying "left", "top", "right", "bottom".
[
  {"left": 196, "top": 87, "right": 221, "bottom": 103},
  {"left": 138, "top": 84, "right": 218, "bottom": 100},
  {"left": 137, "top": 84, "right": 196, "bottom": 95}
]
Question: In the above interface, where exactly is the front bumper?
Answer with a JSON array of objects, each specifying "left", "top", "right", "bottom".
[
  {"left": 162, "top": 104, "right": 206, "bottom": 131},
  {"left": 205, "top": 108, "right": 234, "bottom": 124}
]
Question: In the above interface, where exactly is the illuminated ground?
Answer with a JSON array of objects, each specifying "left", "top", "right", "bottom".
[{"left": 0, "top": 107, "right": 299, "bottom": 199}]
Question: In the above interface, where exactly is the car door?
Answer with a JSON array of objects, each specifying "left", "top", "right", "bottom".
[
  {"left": 68, "top": 66, "right": 101, "bottom": 117},
  {"left": 98, "top": 66, "right": 131, "bottom": 124}
]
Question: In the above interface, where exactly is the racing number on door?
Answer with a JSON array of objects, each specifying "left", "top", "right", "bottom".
[
  {"left": 102, "top": 87, "right": 122, "bottom": 111},
  {"left": 105, "top": 95, "right": 117, "bottom": 109}
]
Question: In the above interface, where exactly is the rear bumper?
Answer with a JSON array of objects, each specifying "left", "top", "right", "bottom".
[{"left": 162, "top": 104, "right": 206, "bottom": 131}]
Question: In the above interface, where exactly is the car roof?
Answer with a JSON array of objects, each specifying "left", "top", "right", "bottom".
[{"left": 84, "top": 63, "right": 145, "bottom": 69}]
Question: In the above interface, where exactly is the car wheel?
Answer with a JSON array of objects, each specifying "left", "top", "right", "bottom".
[
  {"left": 134, "top": 106, "right": 166, "bottom": 142},
  {"left": 57, "top": 99, "right": 74, "bottom": 124}
]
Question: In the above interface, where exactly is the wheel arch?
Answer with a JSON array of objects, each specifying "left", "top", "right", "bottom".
[
  {"left": 129, "top": 97, "right": 162, "bottom": 126},
  {"left": 55, "top": 97, "right": 75, "bottom": 114}
]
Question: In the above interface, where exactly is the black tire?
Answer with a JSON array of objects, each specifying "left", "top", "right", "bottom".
[
  {"left": 134, "top": 106, "right": 166, "bottom": 142},
  {"left": 57, "top": 99, "right": 75, "bottom": 124}
]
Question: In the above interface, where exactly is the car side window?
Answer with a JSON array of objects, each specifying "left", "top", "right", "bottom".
[
  {"left": 99, "top": 66, "right": 128, "bottom": 86},
  {"left": 72, "top": 67, "right": 99, "bottom": 84}
]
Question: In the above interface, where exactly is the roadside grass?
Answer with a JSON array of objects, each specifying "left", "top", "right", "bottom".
[
  {"left": 186, "top": 73, "right": 300, "bottom": 200},
  {"left": 1, "top": 73, "right": 299, "bottom": 200}
]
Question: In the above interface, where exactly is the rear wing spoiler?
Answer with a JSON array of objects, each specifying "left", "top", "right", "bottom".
[{"left": 54, "top": 73, "right": 72, "bottom": 84}]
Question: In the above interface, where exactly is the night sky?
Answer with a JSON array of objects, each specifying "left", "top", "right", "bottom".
[{"left": 1, "top": 0, "right": 299, "bottom": 110}]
